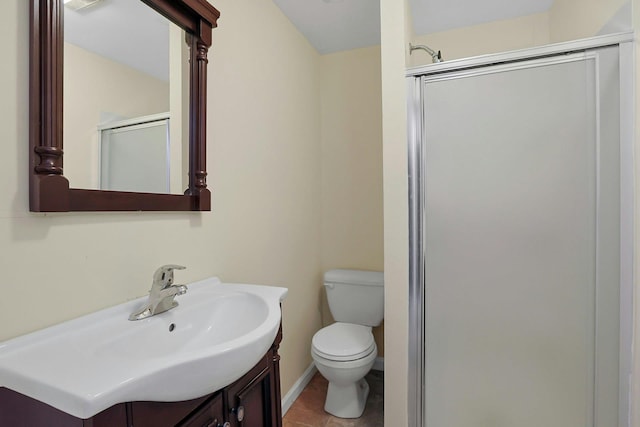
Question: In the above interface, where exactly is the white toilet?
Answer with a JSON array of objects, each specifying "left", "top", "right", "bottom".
[{"left": 311, "top": 269, "right": 384, "bottom": 418}]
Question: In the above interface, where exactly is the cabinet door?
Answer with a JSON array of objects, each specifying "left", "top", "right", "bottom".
[
  {"left": 179, "top": 393, "right": 225, "bottom": 427},
  {"left": 224, "top": 353, "right": 277, "bottom": 427},
  {"left": 227, "top": 368, "right": 273, "bottom": 427}
]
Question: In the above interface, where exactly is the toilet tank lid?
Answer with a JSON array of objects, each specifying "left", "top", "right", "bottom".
[{"left": 324, "top": 269, "right": 384, "bottom": 287}]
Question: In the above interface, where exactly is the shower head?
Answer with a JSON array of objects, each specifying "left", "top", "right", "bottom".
[{"left": 409, "top": 43, "right": 443, "bottom": 63}]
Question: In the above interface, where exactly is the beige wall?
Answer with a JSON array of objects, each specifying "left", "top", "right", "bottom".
[
  {"left": 409, "top": 12, "right": 549, "bottom": 66},
  {"left": 1, "top": 0, "right": 322, "bottom": 401},
  {"left": 64, "top": 42, "right": 170, "bottom": 189},
  {"left": 381, "top": 0, "right": 411, "bottom": 424},
  {"left": 319, "top": 46, "right": 385, "bottom": 355},
  {"left": 409, "top": 1, "right": 632, "bottom": 68},
  {"left": 549, "top": 0, "right": 629, "bottom": 42},
  {"left": 207, "top": 0, "right": 324, "bottom": 394}
]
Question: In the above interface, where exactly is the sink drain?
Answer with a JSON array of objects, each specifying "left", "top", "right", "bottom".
[{"left": 168, "top": 323, "right": 176, "bottom": 332}]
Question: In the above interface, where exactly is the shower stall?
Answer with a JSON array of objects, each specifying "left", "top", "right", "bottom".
[{"left": 407, "top": 33, "right": 634, "bottom": 427}]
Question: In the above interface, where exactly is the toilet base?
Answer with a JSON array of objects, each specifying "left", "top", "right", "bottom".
[{"left": 324, "top": 378, "right": 370, "bottom": 418}]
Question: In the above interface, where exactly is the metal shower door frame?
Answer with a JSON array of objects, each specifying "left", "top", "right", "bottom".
[{"left": 406, "top": 32, "right": 635, "bottom": 427}]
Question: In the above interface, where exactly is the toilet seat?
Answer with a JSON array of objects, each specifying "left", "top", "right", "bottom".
[{"left": 312, "top": 323, "right": 375, "bottom": 362}]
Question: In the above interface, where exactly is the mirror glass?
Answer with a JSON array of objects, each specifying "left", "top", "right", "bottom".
[{"left": 63, "top": 0, "right": 189, "bottom": 195}]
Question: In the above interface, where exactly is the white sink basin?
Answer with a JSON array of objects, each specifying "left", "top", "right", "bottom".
[{"left": 0, "top": 277, "right": 287, "bottom": 419}]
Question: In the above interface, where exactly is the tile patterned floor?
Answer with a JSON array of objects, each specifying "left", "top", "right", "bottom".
[{"left": 283, "top": 370, "right": 384, "bottom": 427}]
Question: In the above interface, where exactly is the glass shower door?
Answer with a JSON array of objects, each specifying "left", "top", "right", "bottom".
[{"left": 422, "top": 47, "right": 621, "bottom": 427}]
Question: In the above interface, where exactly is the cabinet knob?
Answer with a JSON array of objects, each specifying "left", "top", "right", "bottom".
[{"left": 231, "top": 405, "right": 245, "bottom": 422}]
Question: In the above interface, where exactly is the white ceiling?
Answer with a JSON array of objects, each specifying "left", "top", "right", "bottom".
[
  {"left": 64, "top": 0, "right": 170, "bottom": 81},
  {"left": 273, "top": 0, "right": 556, "bottom": 54}
]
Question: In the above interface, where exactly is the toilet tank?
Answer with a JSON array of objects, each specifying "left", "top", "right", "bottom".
[{"left": 324, "top": 269, "right": 384, "bottom": 327}]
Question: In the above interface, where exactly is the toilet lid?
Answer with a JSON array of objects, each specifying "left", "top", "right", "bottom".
[{"left": 312, "top": 323, "right": 375, "bottom": 361}]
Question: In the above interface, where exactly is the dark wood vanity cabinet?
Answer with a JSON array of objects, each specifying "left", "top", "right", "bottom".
[{"left": 0, "top": 329, "right": 283, "bottom": 427}]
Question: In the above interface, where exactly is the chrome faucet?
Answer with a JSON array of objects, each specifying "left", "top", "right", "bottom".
[{"left": 129, "top": 265, "right": 188, "bottom": 321}]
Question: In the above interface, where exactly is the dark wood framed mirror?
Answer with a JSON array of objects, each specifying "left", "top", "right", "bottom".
[{"left": 29, "top": 0, "right": 219, "bottom": 211}]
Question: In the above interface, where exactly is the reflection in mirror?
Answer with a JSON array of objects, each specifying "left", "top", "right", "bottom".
[{"left": 63, "top": 0, "right": 189, "bottom": 194}]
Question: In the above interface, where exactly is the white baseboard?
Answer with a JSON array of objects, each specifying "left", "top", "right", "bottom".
[
  {"left": 372, "top": 356, "right": 384, "bottom": 371},
  {"left": 281, "top": 362, "right": 317, "bottom": 416}
]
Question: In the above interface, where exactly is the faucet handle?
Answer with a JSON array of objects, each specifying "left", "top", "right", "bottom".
[{"left": 152, "top": 264, "right": 186, "bottom": 288}]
